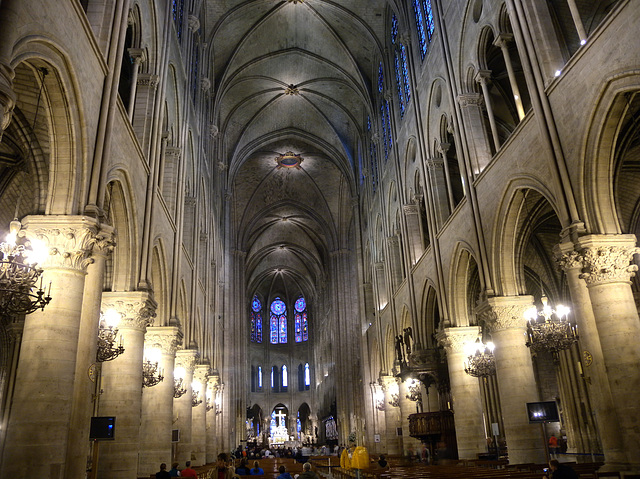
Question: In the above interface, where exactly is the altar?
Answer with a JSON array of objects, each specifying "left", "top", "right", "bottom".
[{"left": 270, "top": 410, "right": 291, "bottom": 445}]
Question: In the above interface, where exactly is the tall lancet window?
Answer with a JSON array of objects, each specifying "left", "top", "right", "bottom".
[
  {"left": 282, "top": 365, "right": 288, "bottom": 389},
  {"left": 304, "top": 363, "right": 310, "bottom": 387},
  {"left": 413, "top": 0, "right": 435, "bottom": 60},
  {"left": 270, "top": 297, "right": 287, "bottom": 344},
  {"left": 258, "top": 366, "right": 263, "bottom": 389},
  {"left": 251, "top": 295, "right": 262, "bottom": 342},
  {"left": 294, "top": 296, "right": 309, "bottom": 342}
]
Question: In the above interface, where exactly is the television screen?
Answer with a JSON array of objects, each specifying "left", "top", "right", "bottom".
[
  {"left": 526, "top": 401, "right": 559, "bottom": 423},
  {"left": 90, "top": 416, "right": 116, "bottom": 440}
]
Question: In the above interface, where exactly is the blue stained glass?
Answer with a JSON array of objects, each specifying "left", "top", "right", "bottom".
[
  {"left": 367, "top": 115, "right": 371, "bottom": 131},
  {"left": 295, "top": 297, "right": 306, "bottom": 312},
  {"left": 270, "top": 315, "right": 278, "bottom": 344},
  {"left": 271, "top": 298, "right": 286, "bottom": 315},
  {"left": 191, "top": 43, "right": 199, "bottom": 103},
  {"left": 295, "top": 312, "right": 302, "bottom": 343},
  {"left": 422, "top": 0, "right": 435, "bottom": 41},
  {"left": 258, "top": 366, "right": 262, "bottom": 388},
  {"left": 297, "top": 418, "right": 302, "bottom": 434},
  {"left": 304, "top": 363, "right": 310, "bottom": 386},
  {"left": 176, "top": 0, "right": 185, "bottom": 41},
  {"left": 394, "top": 52, "right": 405, "bottom": 117},
  {"left": 378, "top": 62, "right": 384, "bottom": 93},
  {"left": 279, "top": 314, "right": 287, "bottom": 343},
  {"left": 252, "top": 295, "right": 262, "bottom": 312},
  {"left": 401, "top": 44, "right": 411, "bottom": 104},
  {"left": 381, "top": 103, "right": 388, "bottom": 161},
  {"left": 251, "top": 312, "right": 256, "bottom": 342},
  {"left": 282, "top": 365, "right": 288, "bottom": 387},
  {"left": 256, "top": 313, "right": 262, "bottom": 343},
  {"left": 302, "top": 311, "right": 308, "bottom": 341},
  {"left": 413, "top": 0, "right": 427, "bottom": 59},
  {"left": 391, "top": 15, "right": 398, "bottom": 44}
]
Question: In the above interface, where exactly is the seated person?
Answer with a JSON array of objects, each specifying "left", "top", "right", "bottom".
[
  {"left": 547, "top": 460, "right": 578, "bottom": 479},
  {"left": 235, "top": 458, "right": 252, "bottom": 475},
  {"left": 377, "top": 454, "right": 388, "bottom": 469},
  {"left": 276, "top": 465, "right": 293, "bottom": 479},
  {"left": 250, "top": 460, "right": 264, "bottom": 475}
]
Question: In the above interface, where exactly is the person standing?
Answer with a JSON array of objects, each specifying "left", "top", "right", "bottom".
[
  {"left": 548, "top": 435, "right": 559, "bottom": 458},
  {"left": 155, "top": 463, "right": 171, "bottom": 479}
]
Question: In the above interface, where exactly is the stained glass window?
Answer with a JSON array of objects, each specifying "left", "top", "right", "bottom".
[
  {"left": 173, "top": 0, "right": 185, "bottom": 41},
  {"left": 391, "top": 15, "right": 398, "bottom": 44},
  {"left": 270, "top": 297, "right": 287, "bottom": 344},
  {"left": 258, "top": 366, "right": 262, "bottom": 388},
  {"left": 251, "top": 295, "right": 262, "bottom": 343},
  {"left": 191, "top": 42, "right": 199, "bottom": 103},
  {"left": 413, "top": 0, "right": 435, "bottom": 60},
  {"left": 381, "top": 103, "right": 388, "bottom": 161},
  {"left": 304, "top": 363, "right": 310, "bottom": 386},
  {"left": 385, "top": 100, "right": 393, "bottom": 151},
  {"left": 394, "top": 51, "right": 405, "bottom": 117},
  {"left": 401, "top": 44, "right": 411, "bottom": 103},
  {"left": 271, "top": 367, "right": 274, "bottom": 388},
  {"left": 282, "top": 365, "right": 288, "bottom": 387},
  {"left": 294, "top": 296, "right": 308, "bottom": 343},
  {"left": 378, "top": 62, "right": 384, "bottom": 93}
]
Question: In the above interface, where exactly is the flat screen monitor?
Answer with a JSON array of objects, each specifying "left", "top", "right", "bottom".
[
  {"left": 90, "top": 416, "right": 116, "bottom": 440},
  {"left": 526, "top": 401, "right": 559, "bottom": 423}
]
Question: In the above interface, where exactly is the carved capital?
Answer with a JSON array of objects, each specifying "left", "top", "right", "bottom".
[
  {"left": 555, "top": 248, "right": 582, "bottom": 272},
  {"left": 20, "top": 215, "right": 104, "bottom": 272},
  {"left": 145, "top": 326, "right": 182, "bottom": 355},
  {"left": 437, "top": 142, "right": 451, "bottom": 156},
  {"left": 187, "top": 15, "right": 200, "bottom": 32},
  {"left": 576, "top": 235, "right": 640, "bottom": 285},
  {"left": 475, "top": 69, "right": 492, "bottom": 85},
  {"left": 403, "top": 203, "right": 420, "bottom": 216},
  {"left": 200, "top": 77, "right": 211, "bottom": 92},
  {"left": 175, "top": 349, "right": 199, "bottom": 373},
  {"left": 209, "top": 124, "right": 219, "bottom": 138},
  {"left": 194, "top": 364, "right": 210, "bottom": 383},
  {"left": 102, "top": 291, "right": 157, "bottom": 332},
  {"left": 0, "top": 63, "right": 16, "bottom": 139},
  {"left": 477, "top": 295, "right": 533, "bottom": 333},
  {"left": 128, "top": 48, "right": 146, "bottom": 64},
  {"left": 425, "top": 157, "right": 444, "bottom": 171},
  {"left": 386, "top": 236, "right": 399, "bottom": 247},
  {"left": 437, "top": 326, "right": 481, "bottom": 354},
  {"left": 165, "top": 146, "right": 181, "bottom": 159},
  {"left": 493, "top": 33, "right": 514, "bottom": 49},
  {"left": 137, "top": 73, "right": 159, "bottom": 88},
  {"left": 457, "top": 93, "right": 483, "bottom": 108}
]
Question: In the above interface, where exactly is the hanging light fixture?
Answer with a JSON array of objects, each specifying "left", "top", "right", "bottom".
[
  {"left": 173, "top": 367, "right": 187, "bottom": 398},
  {"left": 191, "top": 381, "right": 203, "bottom": 407},
  {"left": 0, "top": 219, "right": 51, "bottom": 317},
  {"left": 525, "top": 295, "right": 577, "bottom": 356},
  {"left": 142, "top": 350, "right": 164, "bottom": 388},
  {"left": 464, "top": 338, "right": 496, "bottom": 378},
  {"left": 96, "top": 309, "right": 125, "bottom": 362}
]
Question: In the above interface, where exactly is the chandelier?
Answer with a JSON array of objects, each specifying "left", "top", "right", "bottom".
[
  {"left": 275, "top": 151, "right": 303, "bottom": 169},
  {"left": 192, "top": 383, "right": 203, "bottom": 408},
  {"left": 142, "top": 359, "right": 164, "bottom": 388},
  {"left": 525, "top": 295, "right": 577, "bottom": 356},
  {"left": 0, "top": 219, "right": 51, "bottom": 317},
  {"left": 96, "top": 309, "right": 125, "bottom": 362},
  {"left": 464, "top": 338, "right": 496, "bottom": 378},
  {"left": 174, "top": 376, "right": 187, "bottom": 398}
]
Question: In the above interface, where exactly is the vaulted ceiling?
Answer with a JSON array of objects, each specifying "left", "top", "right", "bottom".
[{"left": 206, "top": 0, "right": 389, "bottom": 301}]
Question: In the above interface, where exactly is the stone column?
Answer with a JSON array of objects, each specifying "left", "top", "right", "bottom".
[
  {"left": 374, "top": 262, "right": 388, "bottom": 310},
  {"left": 399, "top": 378, "right": 421, "bottom": 455},
  {"left": 174, "top": 349, "right": 199, "bottom": 464},
  {"left": 126, "top": 48, "right": 146, "bottom": 120},
  {"left": 0, "top": 0, "right": 18, "bottom": 142},
  {"left": 205, "top": 375, "right": 220, "bottom": 462},
  {"left": 403, "top": 203, "right": 424, "bottom": 266},
  {"left": 65, "top": 225, "right": 115, "bottom": 479},
  {"left": 425, "top": 157, "right": 450, "bottom": 228},
  {"left": 566, "top": 0, "right": 588, "bottom": 43},
  {"left": 0, "top": 215, "right": 98, "bottom": 478},
  {"left": 555, "top": 244, "right": 627, "bottom": 467},
  {"left": 138, "top": 326, "right": 182, "bottom": 477},
  {"left": 132, "top": 73, "right": 159, "bottom": 155},
  {"left": 457, "top": 93, "right": 492, "bottom": 175},
  {"left": 191, "top": 364, "right": 209, "bottom": 466},
  {"left": 437, "top": 142, "right": 456, "bottom": 211},
  {"left": 576, "top": 235, "right": 640, "bottom": 466},
  {"left": 380, "top": 376, "right": 401, "bottom": 455},
  {"left": 98, "top": 291, "right": 157, "bottom": 479},
  {"left": 494, "top": 33, "right": 525, "bottom": 120},
  {"left": 438, "top": 327, "right": 487, "bottom": 459},
  {"left": 475, "top": 70, "right": 501, "bottom": 152},
  {"left": 478, "top": 295, "right": 545, "bottom": 464},
  {"left": 386, "top": 236, "right": 403, "bottom": 289}
]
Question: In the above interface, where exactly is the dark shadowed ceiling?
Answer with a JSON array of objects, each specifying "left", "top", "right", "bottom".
[{"left": 206, "top": 0, "right": 388, "bottom": 301}]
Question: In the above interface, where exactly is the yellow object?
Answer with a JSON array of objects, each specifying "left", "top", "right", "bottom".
[
  {"left": 352, "top": 446, "right": 370, "bottom": 469},
  {"left": 340, "top": 448, "right": 352, "bottom": 469}
]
